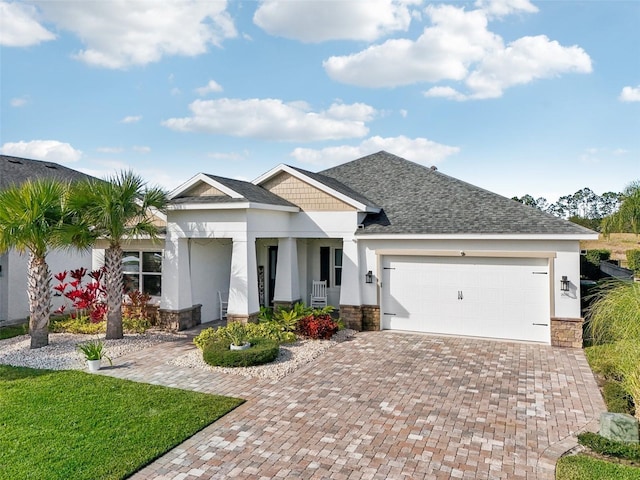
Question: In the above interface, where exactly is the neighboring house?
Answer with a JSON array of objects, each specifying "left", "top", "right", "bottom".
[
  {"left": 155, "top": 151, "right": 597, "bottom": 346},
  {"left": 0, "top": 155, "right": 94, "bottom": 325}
]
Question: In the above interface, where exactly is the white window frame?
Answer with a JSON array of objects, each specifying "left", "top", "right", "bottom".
[{"left": 122, "top": 250, "right": 163, "bottom": 297}]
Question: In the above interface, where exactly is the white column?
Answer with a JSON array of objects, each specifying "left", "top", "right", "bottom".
[
  {"left": 339, "top": 236, "right": 362, "bottom": 306},
  {"left": 228, "top": 236, "right": 260, "bottom": 316},
  {"left": 160, "top": 236, "right": 192, "bottom": 310},
  {"left": 274, "top": 237, "right": 300, "bottom": 303}
]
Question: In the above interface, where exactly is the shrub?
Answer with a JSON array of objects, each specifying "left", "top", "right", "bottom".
[
  {"left": 603, "top": 380, "right": 635, "bottom": 415},
  {"left": 122, "top": 316, "right": 151, "bottom": 334},
  {"left": 296, "top": 314, "right": 339, "bottom": 340},
  {"left": 587, "top": 281, "right": 640, "bottom": 345},
  {"left": 585, "top": 249, "right": 611, "bottom": 267},
  {"left": 50, "top": 316, "right": 106, "bottom": 334},
  {"left": 193, "top": 322, "right": 296, "bottom": 350},
  {"left": 585, "top": 344, "right": 624, "bottom": 380},
  {"left": 578, "top": 432, "right": 640, "bottom": 462},
  {"left": 627, "top": 249, "right": 640, "bottom": 274},
  {"left": 202, "top": 337, "right": 279, "bottom": 367}
]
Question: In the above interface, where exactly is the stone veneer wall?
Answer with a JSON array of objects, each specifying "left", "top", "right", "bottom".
[
  {"left": 273, "top": 299, "right": 302, "bottom": 311},
  {"left": 362, "top": 305, "right": 380, "bottom": 331},
  {"left": 226, "top": 312, "right": 259, "bottom": 324},
  {"left": 339, "top": 305, "right": 363, "bottom": 331},
  {"left": 550, "top": 317, "right": 583, "bottom": 348},
  {"left": 158, "top": 304, "right": 202, "bottom": 331}
]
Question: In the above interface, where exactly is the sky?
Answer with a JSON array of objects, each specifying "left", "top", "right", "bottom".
[{"left": 1, "top": 0, "right": 638, "bottom": 202}]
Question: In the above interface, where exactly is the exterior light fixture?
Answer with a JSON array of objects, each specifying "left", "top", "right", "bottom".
[
  {"left": 365, "top": 270, "right": 373, "bottom": 284},
  {"left": 560, "top": 276, "right": 570, "bottom": 292}
]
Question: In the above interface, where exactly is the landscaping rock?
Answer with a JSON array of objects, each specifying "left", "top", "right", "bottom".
[{"left": 599, "top": 412, "right": 640, "bottom": 443}]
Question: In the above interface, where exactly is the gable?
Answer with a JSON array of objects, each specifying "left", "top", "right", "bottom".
[
  {"left": 181, "top": 181, "right": 230, "bottom": 198},
  {"left": 261, "top": 171, "right": 355, "bottom": 212}
]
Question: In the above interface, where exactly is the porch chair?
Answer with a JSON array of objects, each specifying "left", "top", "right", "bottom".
[
  {"left": 218, "top": 291, "right": 228, "bottom": 321},
  {"left": 310, "top": 280, "right": 327, "bottom": 309}
]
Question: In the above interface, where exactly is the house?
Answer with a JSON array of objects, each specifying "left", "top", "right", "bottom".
[
  {"left": 156, "top": 151, "right": 597, "bottom": 346},
  {"left": 0, "top": 155, "right": 94, "bottom": 325}
]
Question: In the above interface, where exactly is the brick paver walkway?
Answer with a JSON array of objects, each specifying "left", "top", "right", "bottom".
[{"left": 100, "top": 331, "right": 605, "bottom": 479}]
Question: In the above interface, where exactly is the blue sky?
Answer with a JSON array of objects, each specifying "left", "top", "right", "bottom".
[{"left": 1, "top": 0, "right": 638, "bottom": 202}]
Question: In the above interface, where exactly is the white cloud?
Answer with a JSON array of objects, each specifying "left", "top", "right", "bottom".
[
  {"left": 207, "top": 151, "right": 248, "bottom": 161},
  {"left": 613, "top": 148, "right": 628, "bottom": 155},
  {"left": 171, "top": 87, "right": 182, "bottom": 96},
  {"left": 121, "top": 115, "right": 142, "bottom": 124},
  {"left": 324, "top": 4, "right": 592, "bottom": 99},
  {"left": 474, "top": 0, "right": 538, "bottom": 18},
  {"left": 32, "top": 0, "right": 237, "bottom": 68},
  {"left": 254, "top": 0, "right": 418, "bottom": 43},
  {"left": 1, "top": 140, "right": 82, "bottom": 163},
  {"left": 290, "top": 135, "right": 460, "bottom": 167},
  {"left": 96, "top": 146, "right": 124, "bottom": 154},
  {"left": 0, "top": 1, "right": 55, "bottom": 47},
  {"left": 195, "top": 80, "right": 223, "bottom": 96},
  {"left": 619, "top": 85, "right": 640, "bottom": 102},
  {"left": 399, "top": 109, "right": 408, "bottom": 118},
  {"left": 133, "top": 145, "right": 151, "bottom": 153},
  {"left": 162, "top": 99, "right": 376, "bottom": 141},
  {"left": 10, "top": 95, "right": 29, "bottom": 107}
]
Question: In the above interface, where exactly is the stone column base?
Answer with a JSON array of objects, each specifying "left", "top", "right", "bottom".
[
  {"left": 551, "top": 317, "right": 583, "bottom": 348},
  {"left": 362, "top": 305, "right": 380, "bottom": 331},
  {"left": 273, "top": 299, "right": 302, "bottom": 311},
  {"left": 339, "top": 305, "right": 363, "bottom": 331},
  {"left": 158, "top": 304, "right": 202, "bottom": 331},
  {"left": 226, "top": 312, "right": 259, "bottom": 324}
]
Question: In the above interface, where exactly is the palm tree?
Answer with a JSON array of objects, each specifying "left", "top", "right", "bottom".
[
  {"left": 0, "top": 179, "right": 68, "bottom": 348},
  {"left": 602, "top": 181, "right": 640, "bottom": 235},
  {"left": 63, "top": 171, "right": 167, "bottom": 339}
]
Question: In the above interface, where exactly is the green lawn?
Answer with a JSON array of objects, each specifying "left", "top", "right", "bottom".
[
  {"left": 557, "top": 454, "right": 640, "bottom": 479},
  {"left": 0, "top": 365, "right": 244, "bottom": 480},
  {"left": 0, "top": 323, "right": 28, "bottom": 339}
]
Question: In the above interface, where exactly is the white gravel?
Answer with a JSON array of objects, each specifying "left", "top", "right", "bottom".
[
  {"left": 0, "top": 328, "right": 356, "bottom": 379},
  {"left": 170, "top": 329, "right": 356, "bottom": 380},
  {"left": 0, "top": 331, "right": 185, "bottom": 370}
]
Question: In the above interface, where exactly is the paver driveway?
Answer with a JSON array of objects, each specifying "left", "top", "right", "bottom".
[{"left": 102, "top": 331, "right": 604, "bottom": 480}]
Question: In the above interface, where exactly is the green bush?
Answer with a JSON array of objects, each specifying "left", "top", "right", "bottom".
[
  {"left": 603, "top": 380, "right": 636, "bottom": 415},
  {"left": 50, "top": 316, "right": 106, "bottom": 334},
  {"left": 194, "top": 322, "right": 296, "bottom": 350},
  {"left": 627, "top": 250, "right": 640, "bottom": 274},
  {"left": 585, "top": 344, "right": 623, "bottom": 380},
  {"left": 202, "top": 337, "right": 280, "bottom": 367},
  {"left": 578, "top": 432, "right": 640, "bottom": 462},
  {"left": 585, "top": 249, "right": 611, "bottom": 267}
]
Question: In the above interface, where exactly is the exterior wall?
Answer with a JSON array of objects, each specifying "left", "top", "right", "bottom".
[
  {"left": 190, "top": 239, "right": 232, "bottom": 323},
  {"left": 306, "top": 238, "right": 344, "bottom": 307},
  {"left": 262, "top": 172, "right": 355, "bottom": 211},
  {"left": 359, "top": 237, "right": 584, "bottom": 323},
  {"left": 1, "top": 248, "right": 91, "bottom": 324}
]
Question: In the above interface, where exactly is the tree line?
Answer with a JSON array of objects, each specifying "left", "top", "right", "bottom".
[{"left": 512, "top": 181, "right": 640, "bottom": 233}]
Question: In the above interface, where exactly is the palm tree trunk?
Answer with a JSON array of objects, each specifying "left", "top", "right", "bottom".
[
  {"left": 28, "top": 253, "right": 51, "bottom": 349},
  {"left": 105, "top": 245, "right": 124, "bottom": 339}
]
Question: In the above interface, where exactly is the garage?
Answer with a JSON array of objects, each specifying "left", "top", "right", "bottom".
[{"left": 380, "top": 255, "right": 551, "bottom": 343}]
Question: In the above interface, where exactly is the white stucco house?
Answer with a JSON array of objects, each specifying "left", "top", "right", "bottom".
[
  {"left": 152, "top": 151, "right": 597, "bottom": 347},
  {"left": 0, "top": 155, "right": 94, "bottom": 326}
]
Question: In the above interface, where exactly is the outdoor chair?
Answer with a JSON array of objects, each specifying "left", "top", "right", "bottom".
[
  {"left": 310, "top": 280, "right": 327, "bottom": 308},
  {"left": 218, "top": 291, "right": 228, "bottom": 320}
]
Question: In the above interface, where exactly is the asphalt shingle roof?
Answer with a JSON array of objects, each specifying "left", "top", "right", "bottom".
[
  {"left": 319, "top": 151, "right": 595, "bottom": 235},
  {"left": 172, "top": 174, "right": 296, "bottom": 208},
  {"left": 0, "top": 155, "right": 95, "bottom": 191}
]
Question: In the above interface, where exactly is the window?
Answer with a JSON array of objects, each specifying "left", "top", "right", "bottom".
[
  {"left": 320, "top": 247, "right": 343, "bottom": 287},
  {"left": 122, "top": 251, "right": 162, "bottom": 296}
]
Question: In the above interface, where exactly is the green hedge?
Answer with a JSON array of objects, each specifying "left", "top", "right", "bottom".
[
  {"left": 627, "top": 250, "right": 640, "bottom": 274},
  {"left": 585, "top": 249, "right": 611, "bottom": 267},
  {"left": 578, "top": 432, "right": 640, "bottom": 462},
  {"left": 202, "top": 337, "right": 280, "bottom": 367}
]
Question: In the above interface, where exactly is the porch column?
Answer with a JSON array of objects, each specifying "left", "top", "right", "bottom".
[
  {"left": 339, "top": 237, "right": 363, "bottom": 330},
  {"left": 160, "top": 236, "right": 192, "bottom": 311},
  {"left": 274, "top": 237, "right": 300, "bottom": 307},
  {"left": 228, "top": 235, "right": 260, "bottom": 323}
]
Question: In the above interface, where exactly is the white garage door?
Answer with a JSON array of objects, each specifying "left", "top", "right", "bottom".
[{"left": 381, "top": 256, "right": 551, "bottom": 343}]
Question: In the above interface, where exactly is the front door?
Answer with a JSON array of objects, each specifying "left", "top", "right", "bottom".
[{"left": 268, "top": 246, "right": 278, "bottom": 307}]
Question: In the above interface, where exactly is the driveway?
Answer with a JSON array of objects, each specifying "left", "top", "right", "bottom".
[{"left": 102, "top": 331, "right": 604, "bottom": 480}]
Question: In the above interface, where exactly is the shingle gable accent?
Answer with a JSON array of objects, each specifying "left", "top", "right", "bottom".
[
  {"left": 182, "top": 181, "right": 229, "bottom": 198},
  {"left": 261, "top": 171, "right": 356, "bottom": 212}
]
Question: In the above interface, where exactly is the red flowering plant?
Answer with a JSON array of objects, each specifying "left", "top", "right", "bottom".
[
  {"left": 296, "top": 313, "right": 339, "bottom": 340},
  {"left": 52, "top": 267, "right": 107, "bottom": 323}
]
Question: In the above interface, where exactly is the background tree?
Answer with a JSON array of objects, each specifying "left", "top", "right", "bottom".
[
  {"left": 602, "top": 181, "right": 640, "bottom": 236},
  {"left": 0, "top": 179, "right": 68, "bottom": 348},
  {"left": 63, "top": 171, "right": 167, "bottom": 339}
]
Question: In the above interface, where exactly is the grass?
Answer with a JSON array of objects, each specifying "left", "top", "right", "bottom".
[
  {"left": 556, "top": 454, "right": 640, "bottom": 479},
  {"left": 0, "top": 323, "right": 28, "bottom": 340},
  {"left": 0, "top": 365, "right": 244, "bottom": 480},
  {"left": 581, "top": 232, "right": 640, "bottom": 265}
]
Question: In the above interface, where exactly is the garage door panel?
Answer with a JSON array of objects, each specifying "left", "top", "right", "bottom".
[{"left": 381, "top": 255, "right": 550, "bottom": 343}]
